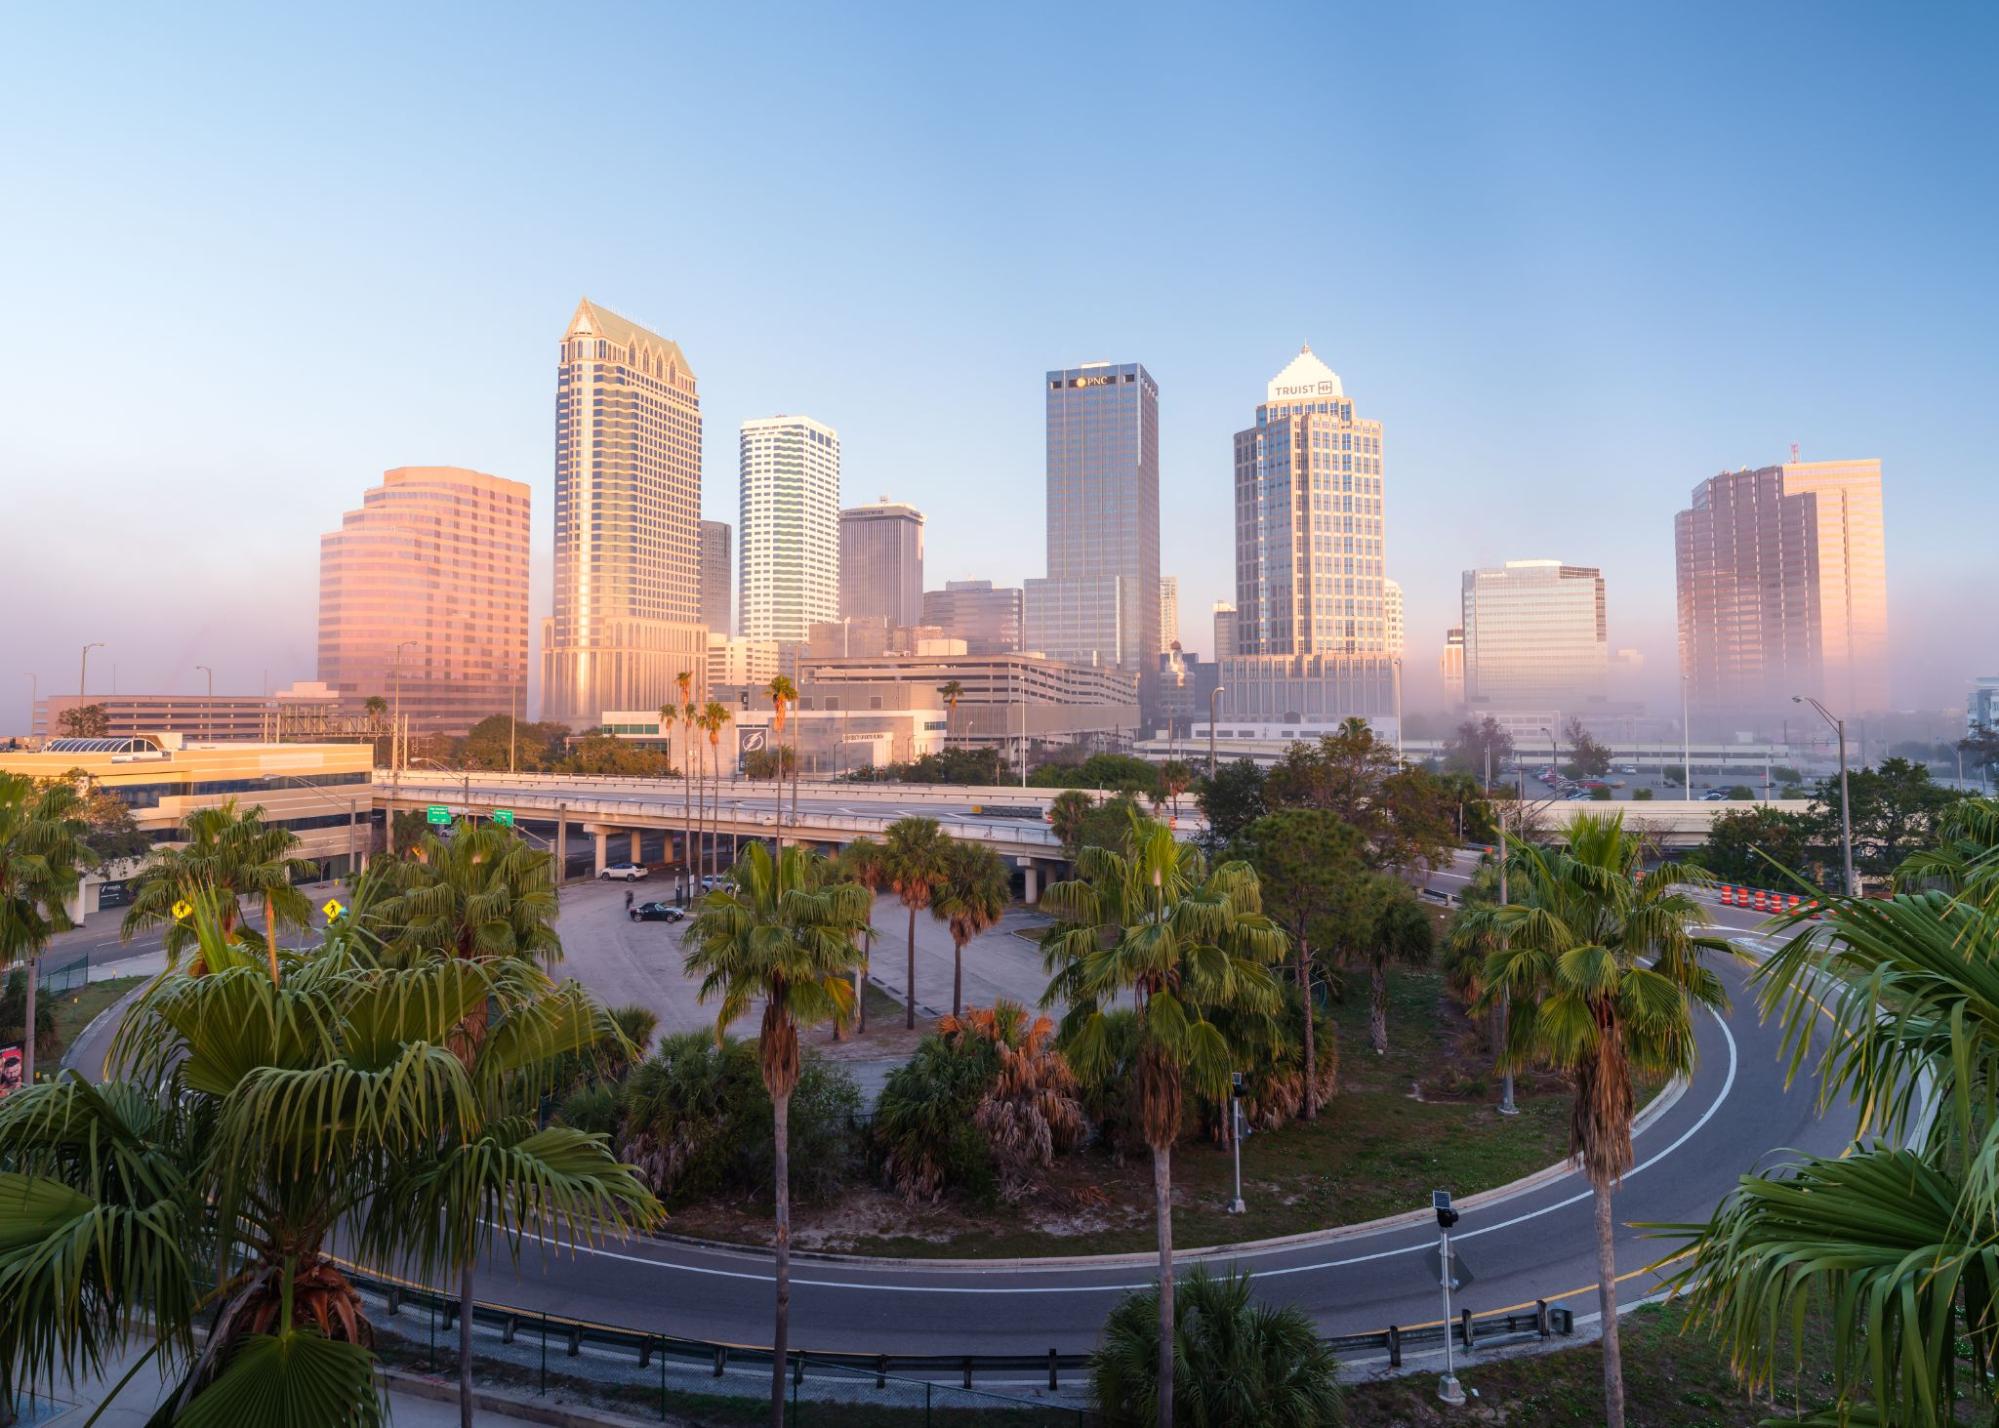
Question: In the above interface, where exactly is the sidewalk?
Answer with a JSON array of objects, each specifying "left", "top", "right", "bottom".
[{"left": 26, "top": 1337, "right": 561, "bottom": 1426}]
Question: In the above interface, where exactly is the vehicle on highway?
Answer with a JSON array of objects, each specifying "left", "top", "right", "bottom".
[
  {"left": 630, "top": 901, "right": 684, "bottom": 923},
  {"left": 598, "top": 862, "right": 650, "bottom": 882},
  {"left": 1700, "top": 789, "right": 1731, "bottom": 801}
]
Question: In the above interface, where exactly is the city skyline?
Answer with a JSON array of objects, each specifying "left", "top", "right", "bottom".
[{"left": 5, "top": 7, "right": 1996, "bottom": 725}]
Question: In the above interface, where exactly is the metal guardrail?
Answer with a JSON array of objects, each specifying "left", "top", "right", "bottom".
[{"left": 346, "top": 1263, "right": 1574, "bottom": 1418}]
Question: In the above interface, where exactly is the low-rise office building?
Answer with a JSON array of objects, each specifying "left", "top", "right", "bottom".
[
  {"left": 0, "top": 736, "right": 376, "bottom": 914},
  {"left": 795, "top": 650, "right": 1140, "bottom": 752}
]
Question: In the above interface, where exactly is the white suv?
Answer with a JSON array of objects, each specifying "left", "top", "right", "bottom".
[{"left": 598, "top": 862, "right": 649, "bottom": 882}]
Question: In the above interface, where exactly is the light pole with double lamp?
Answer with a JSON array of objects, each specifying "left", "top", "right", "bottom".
[{"left": 1794, "top": 694, "right": 1858, "bottom": 896}]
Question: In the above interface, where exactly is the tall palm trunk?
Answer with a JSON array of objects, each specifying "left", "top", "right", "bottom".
[
  {"left": 1297, "top": 936, "right": 1317, "bottom": 1119},
  {"left": 769, "top": 1091, "right": 792, "bottom": 1428},
  {"left": 856, "top": 923, "right": 871, "bottom": 1035},
  {"left": 1593, "top": 1178, "right": 1626, "bottom": 1428},
  {"left": 682, "top": 722, "right": 693, "bottom": 902},
  {"left": 1369, "top": 961, "right": 1389, "bottom": 1055},
  {"left": 264, "top": 892, "right": 281, "bottom": 987},
  {"left": 19, "top": 951, "right": 37, "bottom": 1085},
  {"left": 952, "top": 935, "right": 964, "bottom": 1017},
  {"left": 458, "top": 1265, "right": 476, "bottom": 1428},
  {"left": 905, "top": 903, "right": 918, "bottom": 1029},
  {"left": 1152, "top": 1143, "right": 1176, "bottom": 1428}
]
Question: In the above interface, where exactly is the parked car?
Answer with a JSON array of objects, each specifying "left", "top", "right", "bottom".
[
  {"left": 630, "top": 901, "right": 684, "bottom": 923},
  {"left": 598, "top": 862, "right": 650, "bottom": 882},
  {"left": 699, "top": 873, "right": 731, "bottom": 891}
]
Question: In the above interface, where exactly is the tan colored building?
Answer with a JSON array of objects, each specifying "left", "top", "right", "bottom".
[
  {"left": 706, "top": 634, "right": 781, "bottom": 694},
  {"left": 33, "top": 693, "right": 303, "bottom": 743},
  {"left": 0, "top": 737, "right": 376, "bottom": 913},
  {"left": 839, "top": 500, "right": 924, "bottom": 629},
  {"left": 1461, "top": 560, "right": 1608, "bottom": 713},
  {"left": 1675, "top": 459, "right": 1887, "bottom": 715},
  {"left": 543, "top": 299, "right": 707, "bottom": 725},
  {"left": 1159, "top": 576, "right": 1180, "bottom": 652},
  {"left": 1440, "top": 627, "right": 1465, "bottom": 707},
  {"left": 318, "top": 466, "right": 530, "bottom": 736}
]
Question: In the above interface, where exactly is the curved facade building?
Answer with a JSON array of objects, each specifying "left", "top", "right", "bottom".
[{"left": 317, "top": 466, "right": 530, "bottom": 735}]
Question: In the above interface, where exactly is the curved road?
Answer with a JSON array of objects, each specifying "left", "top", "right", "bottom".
[
  {"left": 63, "top": 850, "right": 1852, "bottom": 1358},
  {"left": 473, "top": 905, "right": 1849, "bottom": 1356}
]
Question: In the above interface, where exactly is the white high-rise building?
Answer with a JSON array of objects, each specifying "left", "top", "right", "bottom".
[
  {"left": 1159, "top": 576, "right": 1180, "bottom": 651},
  {"left": 1383, "top": 578, "right": 1405, "bottom": 658},
  {"left": 739, "top": 415, "right": 840, "bottom": 645}
]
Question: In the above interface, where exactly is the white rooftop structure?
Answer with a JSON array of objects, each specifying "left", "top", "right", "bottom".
[{"left": 1265, "top": 343, "right": 1344, "bottom": 403}]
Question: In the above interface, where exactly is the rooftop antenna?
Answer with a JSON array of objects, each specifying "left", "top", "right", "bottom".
[{"left": 1790, "top": 442, "right": 1800, "bottom": 463}]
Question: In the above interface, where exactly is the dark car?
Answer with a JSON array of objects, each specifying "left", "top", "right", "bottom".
[{"left": 630, "top": 901, "right": 685, "bottom": 923}]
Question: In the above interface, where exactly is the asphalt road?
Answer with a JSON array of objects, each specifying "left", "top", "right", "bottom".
[{"left": 463, "top": 879, "right": 1847, "bottom": 1357}]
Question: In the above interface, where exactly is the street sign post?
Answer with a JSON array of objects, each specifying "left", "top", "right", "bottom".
[
  {"left": 492, "top": 809, "right": 515, "bottom": 827},
  {"left": 1434, "top": 1190, "right": 1467, "bottom": 1406},
  {"left": 426, "top": 805, "right": 451, "bottom": 825},
  {"left": 322, "top": 899, "right": 345, "bottom": 922}
]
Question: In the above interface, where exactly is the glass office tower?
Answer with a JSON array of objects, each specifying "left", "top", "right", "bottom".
[{"left": 1024, "top": 362, "right": 1160, "bottom": 688}]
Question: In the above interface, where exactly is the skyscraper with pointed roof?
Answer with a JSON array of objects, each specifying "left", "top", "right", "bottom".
[
  {"left": 541, "top": 299, "right": 707, "bottom": 724},
  {"left": 1222, "top": 344, "right": 1397, "bottom": 724}
]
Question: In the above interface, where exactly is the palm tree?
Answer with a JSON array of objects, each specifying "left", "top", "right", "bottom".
[
  {"left": 683, "top": 841, "right": 864, "bottom": 1428},
  {"left": 366, "top": 819, "right": 562, "bottom": 1425},
  {"left": 122, "top": 800, "right": 317, "bottom": 985},
  {"left": 1092, "top": 1267, "right": 1344, "bottom": 1428},
  {"left": 937, "top": 680, "right": 964, "bottom": 743},
  {"left": 1350, "top": 876, "right": 1434, "bottom": 1056},
  {"left": 766, "top": 676, "right": 797, "bottom": 846},
  {"left": 0, "top": 889, "right": 659, "bottom": 1425},
  {"left": 933, "top": 839, "right": 1010, "bottom": 1016},
  {"left": 701, "top": 700, "right": 730, "bottom": 884},
  {"left": 0, "top": 774, "right": 95, "bottom": 1087},
  {"left": 834, "top": 836, "right": 888, "bottom": 1034},
  {"left": 883, "top": 818, "right": 950, "bottom": 1029},
  {"left": 672, "top": 671, "right": 695, "bottom": 899},
  {"left": 1157, "top": 760, "right": 1193, "bottom": 819},
  {"left": 1469, "top": 812, "right": 1727, "bottom": 1428},
  {"left": 1049, "top": 788, "right": 1094, "bottom": 858},
  {"left": 1039, "top": 809, "right": 1287, "bottom": 1428},
  {"left": 1667, "top": 819, "right": 1999, "bottom": 1427}
]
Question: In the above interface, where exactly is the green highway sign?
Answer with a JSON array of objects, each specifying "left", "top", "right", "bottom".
[
  {"left": 492, "top": 809, "right": 515, "bottom": 827},
  {"left": 426, "top": 805, "right": 451, "bottom": 825}
]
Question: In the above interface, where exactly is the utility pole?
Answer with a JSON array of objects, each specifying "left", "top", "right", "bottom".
[
  {"left": 79, "top": 642, "right": 104, "bottom": 699},
  {"left": 1208, "top": 684, "right": 1226, "bottom": 778},
  {"left": 1485, "top": 744, "right": 1517, "bottom": 1117},
  {"left": 1434, "top": 1191, "right": 1466, "bottom": 1405}
]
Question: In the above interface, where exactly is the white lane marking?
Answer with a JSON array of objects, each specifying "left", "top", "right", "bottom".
[{"left": 528, "top": 1007, "right": 1739, "bottom": 1298}]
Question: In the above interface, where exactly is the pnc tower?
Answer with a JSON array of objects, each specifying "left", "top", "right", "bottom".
[
  {"left": 739, "top": 415, "right": 841, "bottom": 645},
  {"left": 542, "top": 299, "right": 706, "bottom": 725}
]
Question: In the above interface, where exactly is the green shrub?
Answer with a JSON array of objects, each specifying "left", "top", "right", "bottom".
[
  {"left": 556, "top": 1084, "right": 621, "bottom": 1137},
  {"left": 874, "top": 1033, "right": 1000, "bottom": 1203},
  {"left": 618, "top": 1031, "right": 861, "bottom": 1206},
  {"left": 1092, "top": 1267, "right": 1343, "bottom": 1426}
]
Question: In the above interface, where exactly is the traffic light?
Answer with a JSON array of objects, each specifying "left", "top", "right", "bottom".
[{"left": 1432, "top": 1188, "right": 1460, "bottom": 1230}]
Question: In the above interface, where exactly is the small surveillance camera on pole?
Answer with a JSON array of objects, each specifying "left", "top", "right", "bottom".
[
  {"left": 1433, "top": 1190, "right": 1467, "bottom": 1406},
  {"left": 1227, "top": 1072, "right": 1247, "bottom": 1214}
]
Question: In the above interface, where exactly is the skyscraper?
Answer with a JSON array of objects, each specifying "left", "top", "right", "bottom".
[
  {"left": 1674, "top": 459, "right": 1887, "bottom": 715},
  {"left": 840, "top": 500, "right": 925, "bottom": 628},
  {"left": 1461, "top": 560, "right": 1607, "bottom": 712},
  {"left": 740, "top": 415, "right": 840, "bottom": 644},
  {"left": 542, "top": 299, "right": 705, "bottom": 725},
  {"left": 320, "top": 466, "right": 530, "bottom": 734},
  {"left": 1383, "top": 578, "right": 1405, "bottom": 658},
  {"left": 1212, "top": 601, "right": 1238, "bottom": 659},
  {"left": 921, "top": 580, "right": 1023, "bottom": 654},
  {"left": 1159, "top": 576, "right": 1180, "bottom": 651},
  {"left": 700, "top": 520, "right": 733, "bottom": 638},
  {"left": 1023, "top": 362, "right": 1160, "bottom": 685},
  {"left": 1222, "top": 345, "right": 1395, "bottom": 724},
  {"left": 1440, "top": 627, "right": 1465, "bottom": 708}
]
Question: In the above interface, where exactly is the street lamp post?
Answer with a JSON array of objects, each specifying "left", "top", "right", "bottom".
[
  {"left": 1484, "top": 744, "right": 1518, "bottom": 1117},
  {"left": 1681, "top": 673, "right": 1693, "bottom": 796},
  {"left": 1794, "top": 695, "right": 1857, "bottom": 896},
  {"left": 1207, "top": 685, "right": 1226, "bottom": 778},
  {"left": 392, "top": 640, "right": 418, "bottom": 774},
  {"left": 1540, "top": 726, "right": 1559, "bottom": 785},
  {"left": 1227, "top": 1072, "right": 1247, "bottom": 1214},
  {"left": 79, "top": 642, "right": 104, "bottom": 700}
]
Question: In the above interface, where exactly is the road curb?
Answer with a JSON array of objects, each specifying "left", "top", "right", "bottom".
[
  {"left": 380, "top": 1366, "right": 693, "bottom": 1427},
  {"left": 649, "top": 1072, "right": 1695, "bottom": 1272}
]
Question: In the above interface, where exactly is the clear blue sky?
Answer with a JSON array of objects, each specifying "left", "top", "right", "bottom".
[{"left": 3, "top": 3, "right": 1993, "bottom": 725}]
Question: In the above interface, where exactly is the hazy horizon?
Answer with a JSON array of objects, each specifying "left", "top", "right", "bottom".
[{"left": 4, "top": 5, "right": 1994, "bottom": 728}]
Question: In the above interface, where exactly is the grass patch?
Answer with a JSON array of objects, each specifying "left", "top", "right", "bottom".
[
  {"left": 1345, "top": 1300, "right": 1858, "bottom": 1427},
  {"left": 49, "top": 976, "right": 146, "bottom": 1070},
  {"left": 675, "top": 968, "right": 1580, "bottom": 1258}
]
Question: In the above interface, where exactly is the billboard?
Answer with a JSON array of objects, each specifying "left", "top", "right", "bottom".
[{"left": 0, "top": 1046, "right": 20, "bottom": 1098}]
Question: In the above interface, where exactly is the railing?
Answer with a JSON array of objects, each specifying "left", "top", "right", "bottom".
[
  {"left": 379, "top": 782, "right": 1069, "bottom": 851},
  {"left": 346, "top": 1264, "right": 1574, "bottom": 1421}
]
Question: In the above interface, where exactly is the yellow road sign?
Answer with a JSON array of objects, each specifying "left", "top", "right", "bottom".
[
  {"left": 171, "top": 899, "right": 193, "bottom": 920},
  {"left": 323, "top": 899, "right": 345, "bottom": 921}
]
